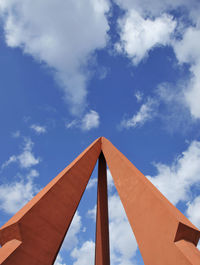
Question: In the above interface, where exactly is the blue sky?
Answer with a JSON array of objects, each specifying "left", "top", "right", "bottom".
[{"left": 0, "top": 0, "right": 200, "bottom": 264}]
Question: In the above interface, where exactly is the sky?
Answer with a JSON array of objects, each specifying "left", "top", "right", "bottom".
[{"left": 0, "top": 0, "right": 200, "bottom": 264}]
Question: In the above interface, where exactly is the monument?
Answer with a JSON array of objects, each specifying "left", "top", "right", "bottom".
[{"left": 0, "top": 137, "right": 200, "bottom": 264}]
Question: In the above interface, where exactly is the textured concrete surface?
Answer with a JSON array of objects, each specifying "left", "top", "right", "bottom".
[
  {"left": 102, "top": 137, "right": 200, "bottom": 265},
  {"left": 0, "top": 138, "right": 101, "bottom": 265},
  {"left": 0, "top": 136, "right": 200, "bottom": 265}
]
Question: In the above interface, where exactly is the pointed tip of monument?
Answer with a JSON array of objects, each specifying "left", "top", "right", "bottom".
[
  {"left": 99, "top": 136, "right": 108, "bottom": 143},
  {"left": 99, "top": 136, "right": 107, "bottom": 140},
  {"left": 93, "top": 137, "right": 110, "bottom": 149},
  {"left": 98, "top": 137, "right": 111, "bottom": 149}
]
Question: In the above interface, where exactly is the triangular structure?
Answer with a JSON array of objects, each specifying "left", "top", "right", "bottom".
[{"left": 0, "top": 137, "right": 200, "bottom": 265}]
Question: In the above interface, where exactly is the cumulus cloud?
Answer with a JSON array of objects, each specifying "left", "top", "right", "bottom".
[
  {"left": 0, "top": 169, "right": 39, "bottom": 214},
  {"left": 81, "top": 110, "right": 100, "bottom": 130},
  {"left": 148, "top": 140, "right": 200, "bottom": 205},
  {"left": 114, "top": 0, "right": 200, "bottom": 120},
  {"left": 30, "top": 124, "right": 46, "bottom": 134},
  {"left": 71, "top": 240, "right": 95, "bottom": 265},
  {"left": 66, "top": 110, "right": 100, "bottom": 131},
  {"left": 172, "top": 27, "right": 200, "bottom": 119},
  {"left": 147, "top": 139, "right": 200, "bottom": 232},
  {"left": 116, "top": 10, "right": 176, "bottom": 65},
  {"left": 1, "top": 138, "right": 40, "bottom": 169},
  {"left": 113, "top": 0, "right": 197, "bottom": 18},
  {"left": 121, "top": 98, "right": 158, "bottom": 128},
  {"left": 0, "top": 0, "right": 110, "bottom": 115},
  {"left": 108, "top": 194, "right": 138, "bottom": 265}
]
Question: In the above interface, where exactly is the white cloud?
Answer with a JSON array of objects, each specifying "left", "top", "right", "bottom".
[
  {"left": 114, "top": 0, "right": 200, "bottom": 120},
  {"left": 148, "top": 140, "right": 200, "bottom": 205},
  {"left": 0, "top": 0, "right": 110, "bottom": 115},
  {"left": 1, "top": 155, "right": 18, "bottom": 169},
  {"left": 62, "top": 211, "right": 82, "bottom": 251},
  {"left": 121, "top": 98, "right": 158, "bottom": 128},
  {"left": 113, "top": 0, "right": 196, "bottom": 18},
  {"left": 18, "top": 151, "right": 40, "bottom": 169},
  {"left": 81, "top": 110, "right": 100, "bottom": 131},
  {"left": 0, "top": 169, "right": 39, "bottom": 214},
  {"left": 116, "top": 10, "right": 176, "bottom": 65},
  {"left": 54, "top": 254, "right": 66, "bottom": 265},
  {"left": 65, "top": 120, "right": 79, "bottom": 130},
  {"left": 66, "top": 110, "right": 100, "bottom": 131},
  {"left": 187, "top": 196, "right": 200, "bottom": 228},
  {"left": 30, "top": 124, "right": 46, "bottom": 134},
  {"left": 1, "top": 138, "right": 40, "bottom": 169},
  {"left": 157, "top": 82, "right": 183, "bottom": 104},
  {"left": 108, "top": 194, "right": 137, "bottom": 265},
  {"left": 172, "top": 27, "right": 200, "bottom": 119},
  {"left": 71, "top": 240, "right": 95, "bottom": 265},
  {"left": 87, "top": 205, "right": 97, "bottom": 221},
  {"left": 135, "top": 91, "right": 143, "bottom": 102}
]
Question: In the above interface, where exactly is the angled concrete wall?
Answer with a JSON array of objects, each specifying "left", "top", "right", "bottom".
[{"left": 0, "top": 137, "right": 200, "bottom": 265}]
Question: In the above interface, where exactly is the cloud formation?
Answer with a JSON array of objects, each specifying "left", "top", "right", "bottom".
[
  {"left": 71, "top": 241, "right": 95, "bottom": 265},
  {"left": 148, "top": 140, "right": 200, "bottom": 205},
  {"left": 0, "top": 136, "right": 41, "bottom": 215},
  {"left": 30, "top": 124, "right": 46, "bottom": 134},
  {"left": 1, "top": 138, "right": 40, "bottom": 169},
  {"left": 0, "top": 0, "right": 110, "bottom": 115},
  {"left": 115, "top": 0, "right": 200, "bottom": 120},
  {"left": 108, "top": 194, "right": 138, "bottom": 265},
  {"left": 121, "top": 98, "right": 158, "bottom": 128},
  {"left": 116, "top": 10, "right": 176, "bottom": 65},
  {"left": 173, "top": 27, "right": 200, "bottom": 118},
  {"left": 0, "top": 169, "right": 39, "bottom": 214},
  {"left": 66, "top": 110, "right": 100, "bottom": 131}
]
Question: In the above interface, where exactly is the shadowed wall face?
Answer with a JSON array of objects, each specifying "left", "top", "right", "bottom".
[
  {"left": 95, "top": 152, "right": 110, "bottom": 265},
  {"left": 0, "top": 137, "right": 200, "bottom": 265}
]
